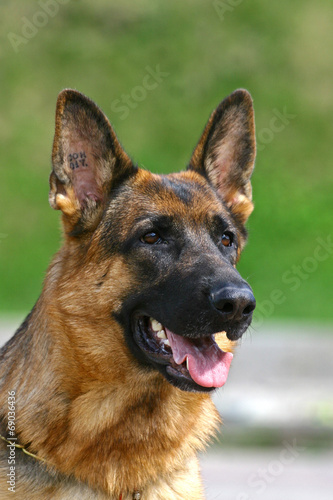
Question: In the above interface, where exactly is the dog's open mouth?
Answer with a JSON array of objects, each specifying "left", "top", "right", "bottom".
[{"left": 133, "top": 316, "right": 233, "bottom": 389}]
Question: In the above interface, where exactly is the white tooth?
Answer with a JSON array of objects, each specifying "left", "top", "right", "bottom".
[
  {"left": 157, "top": 330, "right": 167, "bottom": 339},
  {"left": 164, "top": 339, "right": 170, "bottom": 346},
  {"left": 186, "top": 357, "right": 189, "bottom": 370},
  {"left": 151, "top": 318, "right": 163, "bottom": 332}
]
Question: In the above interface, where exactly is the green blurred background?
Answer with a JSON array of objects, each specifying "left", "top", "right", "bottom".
[{"left": 0, "top": 0, "right": 332, "bottom": 320}]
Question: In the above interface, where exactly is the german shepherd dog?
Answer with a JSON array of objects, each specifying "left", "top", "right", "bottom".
[{"left": 0, "top": 89, "right": 256, "bottom": 499}]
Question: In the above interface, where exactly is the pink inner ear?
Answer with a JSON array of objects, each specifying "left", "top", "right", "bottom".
[
  {"left": 66, "top": 139, "right": 104, "bottom": 207},
  {"left": 207, "top": 140, "right": 239, "bottom": 196},
  {"left": 74, "top": 170, "right": 103, "bottom": 206},
  {"left": 206, "top": 117, "right": 254, "bottom": 207}
]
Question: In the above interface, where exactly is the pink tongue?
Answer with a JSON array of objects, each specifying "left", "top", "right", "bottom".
[{"left": 165, "top": 328, "right": 233, "bottom": 388}]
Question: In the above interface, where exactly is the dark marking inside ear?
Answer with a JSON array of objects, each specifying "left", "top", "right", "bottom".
[
  {"left": 50, "top": 89, "right": 136, "bottom": 233},
  {"left": 67, "top": 147, "right": 103, "bottom": 206},
  {"left": 68, "top": 151, "right": 89, "bottom": 170}
]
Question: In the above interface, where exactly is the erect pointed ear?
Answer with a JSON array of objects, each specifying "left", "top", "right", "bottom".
[
  {"left": 49, "top": 89, "right": 135, "bottom": 235},
  {"left": 188, "top": 89, "right": 256, "bottom": 224}
]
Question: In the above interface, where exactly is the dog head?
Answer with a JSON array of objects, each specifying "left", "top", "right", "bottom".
[{"left": 49, "top": 89, "right": 256, "bottom": 392}]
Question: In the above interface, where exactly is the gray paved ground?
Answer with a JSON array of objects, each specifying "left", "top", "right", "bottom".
[
  {"left": 200, "top": 448, "right": 333, "bottom": 500},
  {"left": 1, "top": 318, "right": 333, "bottom": 498}
]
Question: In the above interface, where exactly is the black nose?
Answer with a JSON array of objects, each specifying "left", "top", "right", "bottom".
[{"left": 210, "top": 284, "right": 256, "bottom": 322}]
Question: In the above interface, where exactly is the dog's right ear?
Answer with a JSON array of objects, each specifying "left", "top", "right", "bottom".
[{"left": 49, "top": 89, "right": 135, "bottom": 234}]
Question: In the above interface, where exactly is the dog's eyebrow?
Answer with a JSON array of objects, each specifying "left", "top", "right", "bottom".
[
  {"left": 132, "top": 214, "right": 175, "bottom": 232},
  {"left": 207, "top": 213, "right": 230, "bottom": 232}
]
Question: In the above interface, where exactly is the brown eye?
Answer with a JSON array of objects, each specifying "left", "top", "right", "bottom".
[
  {"left": 141, "top": 232, "right": 162, "bottom": 245},
  {"left": 221, "top": 232, "right": 233, "bottom": 247}
]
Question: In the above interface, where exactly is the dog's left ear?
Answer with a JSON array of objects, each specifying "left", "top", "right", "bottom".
[{"left": 188, "top": 89, "right": 256, "bottom": 224}]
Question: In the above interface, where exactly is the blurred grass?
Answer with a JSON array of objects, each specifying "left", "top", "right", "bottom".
[
  {"left": 212, "top": 426, "right": 333, "bottom": 450},
  {"left": 0, "top": 0, "right": 332, "bottom": 319}
]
